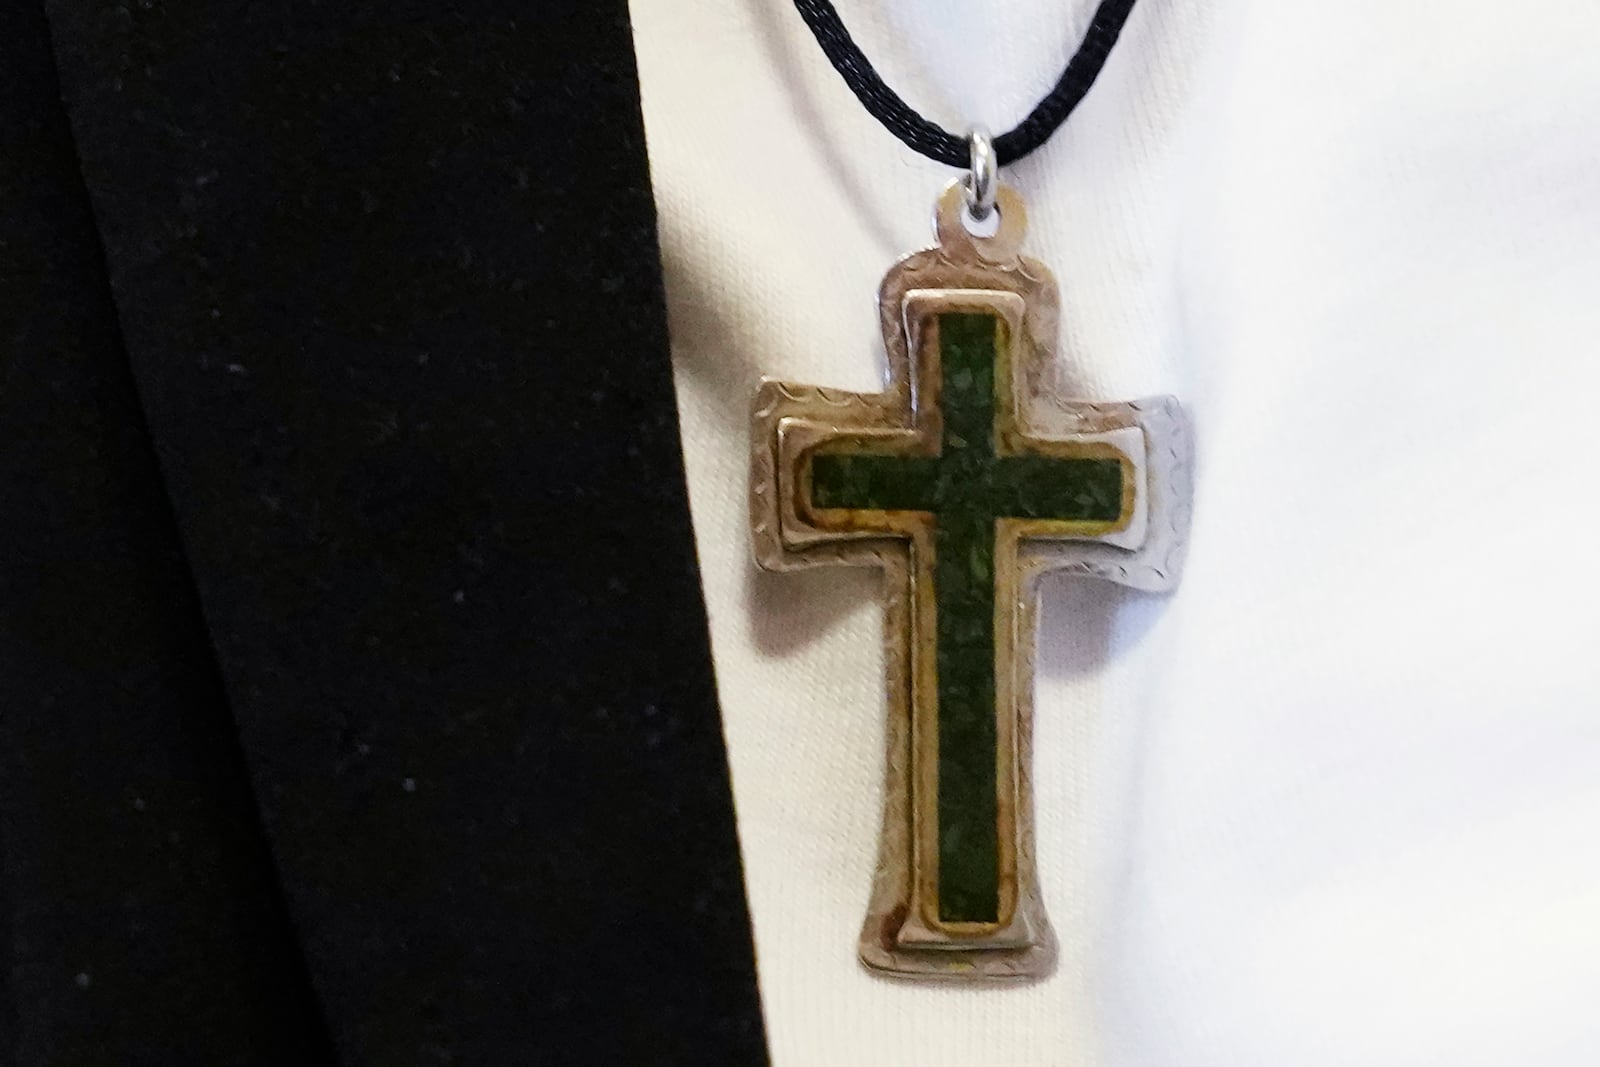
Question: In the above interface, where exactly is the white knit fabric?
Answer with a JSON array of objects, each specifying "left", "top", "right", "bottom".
[{"left": 629, "top": 2, "right": 1600, "bottom": 1064}]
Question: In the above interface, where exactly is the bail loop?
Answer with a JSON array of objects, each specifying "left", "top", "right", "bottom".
[{"left": 964, "top": 126, "right": 999, "bottom": 221}]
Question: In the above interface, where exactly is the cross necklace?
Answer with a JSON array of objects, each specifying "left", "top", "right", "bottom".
[{"left": 752, "top": 1, "right": 1194, "bottom": 980}]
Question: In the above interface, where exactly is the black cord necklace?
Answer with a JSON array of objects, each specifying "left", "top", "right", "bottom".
[{"left": 791, "top": 0, "right": 1140, "bottom": 168}]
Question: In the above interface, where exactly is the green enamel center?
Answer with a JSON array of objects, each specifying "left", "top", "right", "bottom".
[{"left": 809, "top": 312, "right": 1124, "bottom": 924}]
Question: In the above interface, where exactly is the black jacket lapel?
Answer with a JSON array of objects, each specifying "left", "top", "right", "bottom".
[
  {"left": 0, "top": 3, "right": 335, "bottom": 1061},
  {"left": 18, "top": 0, "right": 768, "bottom": 1060}
]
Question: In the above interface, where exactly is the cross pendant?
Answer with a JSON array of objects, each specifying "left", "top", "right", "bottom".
[{"left": 751, "top": 183, "right": 1194, "bottom": 981}]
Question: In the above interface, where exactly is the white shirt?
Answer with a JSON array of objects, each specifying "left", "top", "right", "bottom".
[{"left": 630, "top": 2, "right": 1600, "bottom": 1063}]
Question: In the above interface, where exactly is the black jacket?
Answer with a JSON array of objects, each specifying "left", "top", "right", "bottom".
[{"left": 0, "top": 1, "right": 765, "bottom": 1061}]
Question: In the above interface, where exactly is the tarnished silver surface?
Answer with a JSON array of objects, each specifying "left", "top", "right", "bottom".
[{"left": 750, "top": 181, "right": 1193, "bottom": 981}]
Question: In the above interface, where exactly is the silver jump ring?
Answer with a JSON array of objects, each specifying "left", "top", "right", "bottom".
[{"left": 965, "top": 126, "right": 998, "bottom": 221}]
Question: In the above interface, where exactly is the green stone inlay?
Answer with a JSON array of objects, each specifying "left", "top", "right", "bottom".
[{"left": 809, "top": 312, "right": 1125, "bottom": 925}]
